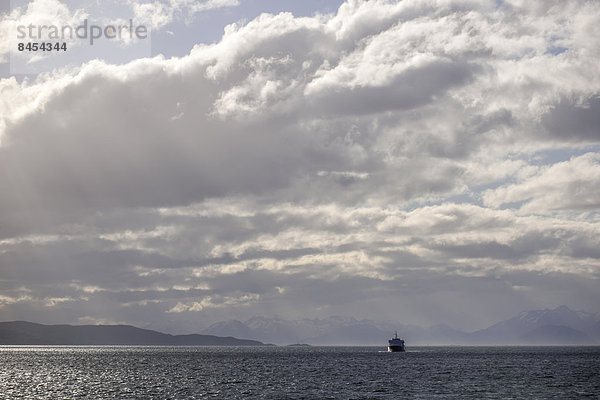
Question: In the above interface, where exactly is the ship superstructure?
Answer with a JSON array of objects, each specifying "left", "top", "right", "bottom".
[{"left": 387, "top": 331, "right": 405, "bottom": 352}]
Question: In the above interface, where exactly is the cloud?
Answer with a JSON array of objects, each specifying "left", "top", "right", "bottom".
[
  {"left": 482, "top": 153, "right": 600, "bottom": 213},
  {"left": 129, "top": 0, "right": 240, "bottom": 30},
  {"left": 1, "top": 0, "right": 600, "bottom": 331},
  {"left": 542, "top": 96, "right": 600, "bottom": 142}
]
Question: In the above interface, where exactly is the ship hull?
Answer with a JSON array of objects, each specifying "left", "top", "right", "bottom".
[{"left": 387, "top": 345, "right": 405, "bottom": 352}]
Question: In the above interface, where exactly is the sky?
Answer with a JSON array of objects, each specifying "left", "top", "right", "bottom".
[{"left": 0, "top": 0, "right": 599, "bottom": 335}]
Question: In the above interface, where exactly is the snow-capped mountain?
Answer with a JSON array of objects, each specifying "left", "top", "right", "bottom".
[
  {"left": 469, "top": 305, "right": 600, "bottom": 344},
  {"left": 202, "top": 306, "right": 599, "bottom": 345}
]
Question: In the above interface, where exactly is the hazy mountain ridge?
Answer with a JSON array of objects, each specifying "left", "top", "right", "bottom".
[
  {"left": 469, "top": 305, "right": 600, "bottom": 345},
  {"left": 0, "top": 321, "right": 269, "bottom": 346},
  {"left": 202, "top": 306, "right": 600, "bottom": 345},
  {"left": 2, "top": 306, "right": 597, "bottom": 346}
]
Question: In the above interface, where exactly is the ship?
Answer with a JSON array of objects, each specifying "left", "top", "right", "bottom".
[{"left": 388, "top": 331, "right": 405, "bottom": 352}]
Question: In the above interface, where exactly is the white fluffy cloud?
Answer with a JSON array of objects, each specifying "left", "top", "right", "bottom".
[
  {"left": 483, "top": 153, "right": 600, "bottom": 213},
  {"left": 1, "top": 0, "right": 599, "bottom": 331},
  {"left": 129, "top": 0, "right": 240, "bottom": 30}
]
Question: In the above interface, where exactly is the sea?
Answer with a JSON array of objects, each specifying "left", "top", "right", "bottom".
[{"left": 0, "top": 346, "right": 598, "bottom": 399}]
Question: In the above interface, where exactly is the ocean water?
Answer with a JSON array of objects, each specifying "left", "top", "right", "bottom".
[{"left": 0, "top": 346, "right": 598, "bottom": 399}]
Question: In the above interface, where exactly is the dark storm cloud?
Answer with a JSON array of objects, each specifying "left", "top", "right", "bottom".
[
  {"left": 432, "top": 231, "right": 562, "bottom": 261},
  {"left": 308, "top": 59, "right": 479, "bottom": 116},
  {"left": 0, "top": 67, "right": 309, "bottom": 223},
  {"left": 542, "top": 96, "right": 600, "bottom": 141}
]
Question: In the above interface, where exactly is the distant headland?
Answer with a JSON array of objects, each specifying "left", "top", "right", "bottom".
[{"left": 0, "top": 321, "right": 270, "bottom": 346}]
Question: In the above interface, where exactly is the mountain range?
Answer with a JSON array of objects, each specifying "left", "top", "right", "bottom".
[
  {"left": 1, "top": 306, "right": 598, "bottom": 346},
  {"left": 0, "top": 321, "right": 268, "bottom": 346},
  {"left": 202, "top": 306, "right": 600, "bottom": 345}
]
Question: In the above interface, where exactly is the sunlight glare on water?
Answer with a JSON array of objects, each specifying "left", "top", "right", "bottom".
[{"left": 0, "top": 346, "right": 598, "bottom": 399}]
